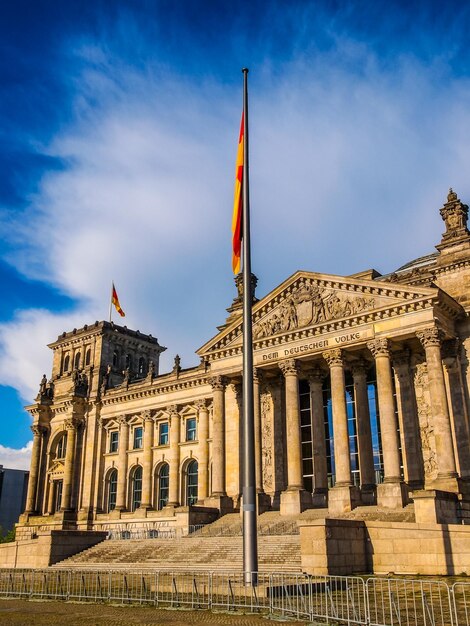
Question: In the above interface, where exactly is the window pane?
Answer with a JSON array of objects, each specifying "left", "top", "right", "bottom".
[
  {"left": 186, "top": 418, "right": 196, "bottom": 441},
  {"left": 133, "top": 427, "right": 143, "bottom": 449},
  {"left": 159, "top": 423, "right": 169, "bottom": 446},
  {"left": 110, "top": 431, "right": 119, "bottom": 453}
]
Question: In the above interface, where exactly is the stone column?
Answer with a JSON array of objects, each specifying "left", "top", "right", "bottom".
[
  {"left": 140, "top": 411, "right": 154, "bottom": 510},
  {"left": 115, "top": 416, "right": 130, "bottom": 512},
  {"left": 368, "top": 338, "right": 406, "bottom": 508},
  {"left": 61, "top": 418, "right": 80, "bottom": 511},
  {"left": 196, "top": 400, "right": 209, "bottom": 502},
  {"left": 279, "top": 359, "right": 311, "bottom": 515},
  {"left": 46, "top": 478, "right": 55, "bottom": 515},
  {"left": 167, "top": 405, "right": 181, "bottom": 507},
  {"left": 24, "top": 425, "right": 45, "bottom": 514},
  {"left": 392, "top": 350, "right": 424, "bottom": 488},
  {"left": 323, "top": 349, "right": 358, "bottom": 513},
  {"left": 442, "top": 339, "right": 470, "bottom": 479},
  {"left": 417, "top": 327, "right": 459, "bottom": 491},
  {"left": 209, "top": 376, "right": 227, "bottom": 497},
  {"left": 253, "top": 369, "right": 264, "bottom": 494},
  {"left": 352, "top": 360, "right": 376, "bottom": 499},
  {"left": 306, "top": 367, "right": 328, "bottom": 507}
]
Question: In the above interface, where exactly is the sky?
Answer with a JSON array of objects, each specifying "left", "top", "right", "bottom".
[{"left": 1, "top": 0, "right": 470, "bottom": 470}]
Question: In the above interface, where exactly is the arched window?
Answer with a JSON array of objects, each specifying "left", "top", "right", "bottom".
[
  {"left": 63, "top": 354, "right": 70, "bottom": 373},
  {"left": 85, "top": 348, "right": 91, "bottom": 366},
  {"left": 74, "top": 352, "right": 81, "bottom": 369},
  {"left": 131, "top": 466, "right": 142, "bottom": 511},
  {"left": 125, "top": 354, "right": 132, "bottom": 370},
  {"left": 112, "top": 351, "right": 118, "bottom": 367},
  {"left": 157, "top": 464, "right": 169, "bottom": 510},
  {"left": 56, "top": 434, "right": 67, "bottom": 459},
  {"left": 138, "top": 357, "right": 146, "bottom": 376},
  {"left": 186, "top": 460, "right": 198, "bottom": 506},
  {"left": 107, "top": 469, "right": 118, "bottom": 512}
]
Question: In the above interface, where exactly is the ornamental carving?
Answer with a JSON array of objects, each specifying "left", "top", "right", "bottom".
[
  {"left": 414, "top": 362, "right": 438, "bottom": 480},
  {"left": 306, "top": 366, "right": 327, "bottom": 386},
  {"left": 253, "top": 281, "right": 375, "bottom": 339},
  {"left": 253, "top": 368, "right": 263, "bottom": 384},
  {"left": 64, "top": 417, "right": 82, "bottom": 430},
  {"left": 351, "top": 358, "right": 370, "bottom": 378},
  {"left": 323, "top": 348, "right": 342, "bottom": 367},
  {"left": 279, "top": 359, "right": 299, "bottom": 377},
  {"left": 116, "top": 415, "right": 128, "bottom": 427},
  {"left": 209, "top": 375, "right": 227, "bottom": 391},
  {"left": 141, "top": 410, "right": 153, "bottom": 422},
  {"left": 31, "top": 424, "right": 46, "bottom": 437},
  {"left": 440, "top": 188, "right": 469, "bottom": 242},
  {"left": 167, "top": 405, "right": 179, "bottom": 418},
  {"left": 195, "top": 399, "right": 208, "bottom": 412},
  {"left": 417, "top": 327, "right": 442, "bottom": 349},
  {"left": 367, "top": 338, "right": 390, "bottom": 358},
  {"left": 261, "top": 390, "right": 274, "bottom": 491}
]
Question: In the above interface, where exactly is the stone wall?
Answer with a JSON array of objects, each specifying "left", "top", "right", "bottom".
[
  {"left": 0, "top": 530, "right": 106, "bottom": 568},
  {"left": 299, "top": 518, "right": 470, "bottom": 576}
]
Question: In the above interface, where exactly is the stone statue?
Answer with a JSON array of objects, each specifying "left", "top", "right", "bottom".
[
  {"left": 39, "top": 374, "right": 47, "bottom": 396},
  {"left": 100, "top": 364, "right": 111, "bottom": 396},
  {"left": 172, "top": 355, "right": 181, "bottom": 378},
  {"left": 122, "top": 367, "right": 131, "bottom": 389},
  {"left": 147, "top": 360, "right": 155, "bottom": 379}
]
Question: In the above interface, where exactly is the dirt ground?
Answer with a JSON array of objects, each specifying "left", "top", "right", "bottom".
[{"left": 0, "top": 599, "right": 305, "bottom": 626}]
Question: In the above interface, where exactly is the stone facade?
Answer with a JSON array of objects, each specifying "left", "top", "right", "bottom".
[{"left": 17, "top": 190, "right": 470, "bottom": 551}]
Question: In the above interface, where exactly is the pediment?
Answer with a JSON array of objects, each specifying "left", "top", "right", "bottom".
[
  {"left": 197, "top": 270, "right": 442, "bottom": 359},
  {"left": 48, "top": 460, "right": 65, "bottom": 476}
]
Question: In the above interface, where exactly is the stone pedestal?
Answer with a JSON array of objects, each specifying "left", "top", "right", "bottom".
[
  {"left": 412, "top": 489, "right": 459, "bottom": 524},
  {"left": 377, "top": 481, "right": 408, "bottom": 508},
  {"left": 257, "top": 492, "right": 272, "bottom": 514},
  {"left": 204, "top": 495, "right": 234, "bottom": 515},
  {"left": 430, "top": 474, "right": 461, "bottom": 494},
  {"left": 280, "top": 488, "right": 312, "bottom": 516},
  {"left": 312, "top": 489, "right": 328, "bottom": 508},
  {"left": 360, "top": 484, "right": 377, "bottom": 506},
  {"left": 328, "top": 485, "right": 360, "bottom": 515}
]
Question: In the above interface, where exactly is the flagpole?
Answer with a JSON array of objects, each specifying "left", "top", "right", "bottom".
[
  {"left": 241, "top": 67, "right": 258, "bottom": 585},
  {"left": 109, "top": 282, "right": 113, "bottom": 323}
]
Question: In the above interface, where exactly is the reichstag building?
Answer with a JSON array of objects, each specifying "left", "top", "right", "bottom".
[{"left": 15, "top": 189, "right": 470, "bottom": 573}]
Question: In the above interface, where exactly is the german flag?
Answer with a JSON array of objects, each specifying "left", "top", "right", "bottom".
[
  {"left": 112, "top": 283, "right": 125, "bottom": 317},
  {"left": 231, "top": 112, "right": 244, "bottom": 274}
]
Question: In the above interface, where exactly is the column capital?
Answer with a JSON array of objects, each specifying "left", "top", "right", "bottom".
[
  {"left": 351, "top": 358, "right": 370, "bottom": 377},
  {"left": 195, "top": 399, "right": 208, "bottom": 412},
  {"left": 64, "top": 417, "right": 82, "bottom": 431},
  {"left": 323, "top": 348, "right": 343, "bottom": 367},
  {"left": 306, "top": 365, "right": 327, "bottom": 386},
  {"left": 30, "top": 424, "right": 46, "bottom": 437},
  {"left": 391, "top": 349, "right": 411, "bottom": 369},
  {"left": 141, "top": 410, "right": 154, "bottom": 423},
  {"left": 253, "top": 368, "right": 264, "bottom": 384},
  {"left": 416, "top": 326, "right": 443, "bottom": 349},
  {"left": 367, "top": 338, "right": 390, "bottom": 358},
  {"left": 117, "top": 415, "right": 129, "bottom": 428},
  {"left": 209, "top": 375, "right": 227, "bottom": 391},
  {"left": 279, "top": 358, "right": 299, "bottom": 377},
  {"left": 167, "top": 404, "right": 180, "bottom": 418}
]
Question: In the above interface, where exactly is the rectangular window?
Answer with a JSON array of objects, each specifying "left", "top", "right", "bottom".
[
  {"left": 109, "top": 431, "right": 119, "bottom": 453},
  {"left": 158, "top": 422, "right": 169, "bottom": 446},
  {"left": 186, "top": 417, "right": 197, "bottom": 442},
  {"left": 133, "top": 426, "right": 143, "bottom": 449}
]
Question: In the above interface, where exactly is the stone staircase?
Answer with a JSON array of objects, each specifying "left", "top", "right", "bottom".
[{"left": 54, "top": 512, "right": 302, "bottom": 573}]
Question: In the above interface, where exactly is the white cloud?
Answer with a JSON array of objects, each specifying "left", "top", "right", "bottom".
[
  {"left": 2, "top": 29, "right": 470, "bottom": 438},
  {"left": 0, "top": 441, "right": 32, "bottom": 471}
]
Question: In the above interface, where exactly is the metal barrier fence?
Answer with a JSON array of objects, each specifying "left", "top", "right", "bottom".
[{"left": 0, "top": 568, "right": 468, "bottom": 624}]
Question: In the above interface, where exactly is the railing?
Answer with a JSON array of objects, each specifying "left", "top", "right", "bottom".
[
  {"left": 104, "top": 522, "right": 299, "bottom": 540},
  {"left": 0, "top": 568, "right": 468, "bottom": 624},
  {"left": 0, "top": 569, "right": 470, "bottom": 626}
]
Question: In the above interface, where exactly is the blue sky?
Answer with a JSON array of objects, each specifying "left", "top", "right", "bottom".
[{"left": 1, "top": 0, "right": 470, "bottom": 469}]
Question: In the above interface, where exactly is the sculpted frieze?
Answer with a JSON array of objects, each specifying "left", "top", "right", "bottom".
[{"left": 253, "top": 282, "right": 375, "bottom": 340}]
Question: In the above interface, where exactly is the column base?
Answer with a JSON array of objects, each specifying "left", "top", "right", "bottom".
[
  {"left": 412, "top": 489, "right": 460, "bottom": 524},
  {"left": 377, "top": 481, "right": 408, "bottom": 508},
  {"left": 311, "top": 489, "right": 328, "bottom": 508},
  {"left": 360, "top": 484, "right": 377, "bottom": 506},
  {"left": 328, "top": 485, "right": 360, "bottom": 515},
  {"left": 429, "top": 473, "right": 461, "bottom": 494},
  {"left": 280, "top": 488, "right": 312, "bottom": 516},
  {"left": 204, "top": 495, "right": 234, "bottom": 515}
]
